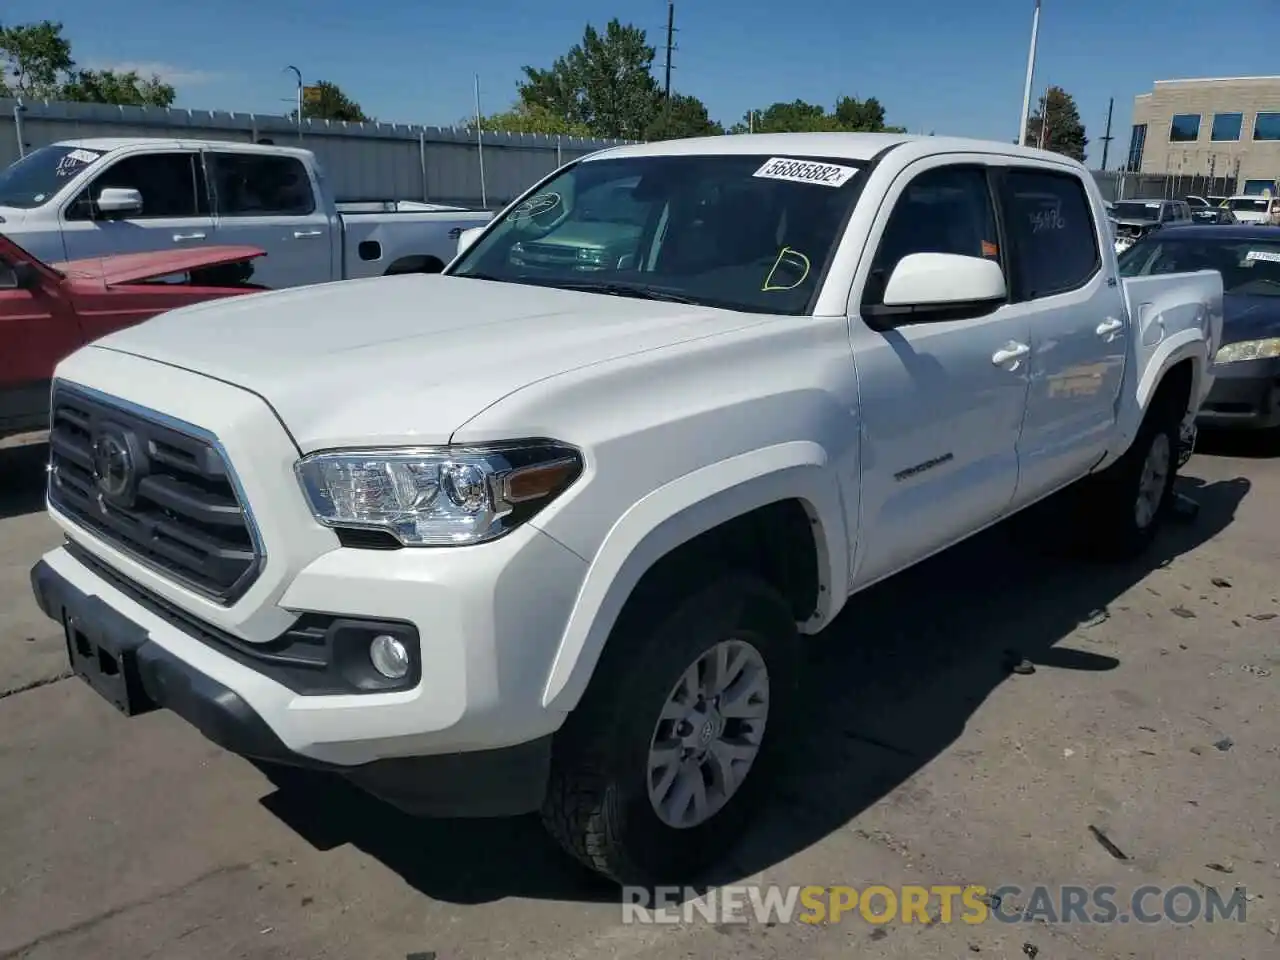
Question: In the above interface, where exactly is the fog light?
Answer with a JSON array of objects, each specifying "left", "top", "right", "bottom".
[{"left": 369, "top": 634, "right": 410, "bottom": 680}]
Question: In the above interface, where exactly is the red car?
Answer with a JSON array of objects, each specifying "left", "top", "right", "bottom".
[{"left": 1, "top": 234, "right": 268, "bottom": 440}]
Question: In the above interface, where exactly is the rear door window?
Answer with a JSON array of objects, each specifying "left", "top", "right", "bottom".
[
  {"left": 999, "top": 169, "right": 1100, "bottom": 299},
  {"left": 209, "top": 152, "right": 316, "bottom": 216}
]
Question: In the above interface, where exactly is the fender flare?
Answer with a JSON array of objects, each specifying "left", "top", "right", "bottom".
[
  {"left": 538, "top": 441, "right": 851, "bottom": 712},
  {"left": 1110, "top": 331, "right": 1207, "bottom": 461}
]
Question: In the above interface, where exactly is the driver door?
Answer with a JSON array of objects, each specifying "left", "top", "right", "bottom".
[{"left": 58, "top": 150, "right": 216, "bottom": 263}]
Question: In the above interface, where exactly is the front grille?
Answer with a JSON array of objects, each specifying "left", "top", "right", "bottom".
[{"left": 47, "top": 383, "right": 262, "bottom": 604}]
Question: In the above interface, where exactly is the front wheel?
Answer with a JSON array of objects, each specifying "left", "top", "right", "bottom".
[{"left": 540, "top": 574, "right": 800, "bottom": 885}]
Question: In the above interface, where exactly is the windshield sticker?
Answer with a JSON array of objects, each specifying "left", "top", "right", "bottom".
[
  {"left": 753, "top": 157, "right": 857, "bottom": 188},
  {"left": 510, "top": 192, "right": 561, "bottom": 220},
  {"left": 55, "top": 148, "right": 101, "bottom": 177},
  {"left": 762, "top": 247, "right": 811, "bottom": 291},
  {"left": 1145, "top": 202, "right": 1161, "bottom": 209},
  {"left": 982, "top": 240, "right": 999, "bottom": 258},
  {"left": 1244, "top": 249, "right": 1280, "bottom": 264}
]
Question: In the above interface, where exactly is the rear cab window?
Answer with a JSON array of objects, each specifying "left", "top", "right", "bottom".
[
  {"left": 208, "top": 152, "right": 316, "bottom": 216},
  {"left": 999, "top": 169, "right": 1100, "bottom": 299}
]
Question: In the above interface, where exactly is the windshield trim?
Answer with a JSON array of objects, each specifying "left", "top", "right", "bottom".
[{"left": 445, "top": 151, "right": 871, "bottom": 317}]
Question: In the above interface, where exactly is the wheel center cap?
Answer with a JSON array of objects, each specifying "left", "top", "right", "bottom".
[{"left": 698, "top": 713, "right": 723, "bottom": 745}]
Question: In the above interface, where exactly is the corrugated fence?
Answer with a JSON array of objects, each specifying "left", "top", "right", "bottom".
[{"left": 2, "top": 98, "right": 635, "bottom": 210}]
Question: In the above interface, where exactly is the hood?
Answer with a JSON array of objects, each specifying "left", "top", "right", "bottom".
[
  {"left": 0, "top": 206, "right": 28, "bottom": 225},
  {"left": 1220, "top": 294, "right": 1280, "bottom": 344},
  {"left": 89, "top": 273, "right": 770, "bottom": 451},
  {"left": 51, "top": 245, "right": 266, "bottom": 286}
]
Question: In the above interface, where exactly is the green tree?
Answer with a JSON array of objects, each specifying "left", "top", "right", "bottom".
[
  {"left": 61, "top": 69, "right": 175, "bottom": 107},
  {"left": 645, "top": 93, "right": 724, "bottom": 140},
  {"left": 467, "top": 101, "right": 592, "bottom": 137},
  {"left": 0, "top": 20, "right": 74, "bottom": 99},
  {"left": 729, "top": 96, "right": 906, "bottom": 134},
  {"left": 518, "top": 19, "right": 661, "bottom": 139},
  {"left": 295, "top": 80, "right": 370, "bottom": 122},
  {"left": 1024, "top": 85, "right": 1087, "bottom": 162}
]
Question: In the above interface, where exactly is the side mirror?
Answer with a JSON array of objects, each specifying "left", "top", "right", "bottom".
[
  {"left": 96, "top": 187, "right": 144, "bottom": 217},
  {"left": 456, "top": 226, "right": 485, "bottom": 257},
  {"left": 866, "top": 252, "right": 1007, "bottom": 328}
]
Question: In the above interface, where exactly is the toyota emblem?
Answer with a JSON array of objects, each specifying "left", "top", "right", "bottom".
[{"left": 92, "top": 430, "right": 134, "bottom": 499}]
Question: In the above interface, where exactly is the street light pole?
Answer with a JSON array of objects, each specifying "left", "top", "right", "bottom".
[
  {"left": 285, "top": 65, "right": 303, "bottom": 141},
  {"left": 1017, "top": 0, "right": 1042, "bottom": 147}
]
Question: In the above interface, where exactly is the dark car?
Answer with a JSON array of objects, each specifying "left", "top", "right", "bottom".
[{"left": 1119, "top": 224, "right": 1280, "bottom": 430}]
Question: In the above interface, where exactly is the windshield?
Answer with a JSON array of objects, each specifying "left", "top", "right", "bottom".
[
  {"left": 448, "top": 153, "right": 868, "bottom": 315},
  {"left": 1118, "top": 236, "right": 1280, "bottom": 296},
  {"left": 0, "top": 144, "right": 106, "bottom": 209},
  {"left": 1110, "top": 201, "right": 1162, "bottom": 221},
  {"left": 1228, "top": 197, "right": 1270, "bottom": 212}
]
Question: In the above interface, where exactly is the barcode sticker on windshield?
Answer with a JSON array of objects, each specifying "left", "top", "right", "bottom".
[
  {"left": 66, "top": 149, "right": 100, "bottom": 164},
  {"left": 55, "top": 149, "right": 101, "bottom": 177},
  {"left": 1244, "top": 249, "right": 1280, "bottom": 264},
  {"left": 753, "top": 157, "right": 857, "bottom": 188}
]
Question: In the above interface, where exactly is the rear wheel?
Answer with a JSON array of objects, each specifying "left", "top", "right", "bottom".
[
  {"left": 1074, "top": 397, "right": 1182, "bottom": 559},
  {"left": 541, "top": 574, "right": 800, "bottom": 885}
]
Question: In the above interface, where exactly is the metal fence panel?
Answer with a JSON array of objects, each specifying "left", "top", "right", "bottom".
[
  {"left": 2, "top": 98, "right": 632, "bottom": 209},
  {"left": 1091, "top": 169, "right": 1240, "bottom": 203}
]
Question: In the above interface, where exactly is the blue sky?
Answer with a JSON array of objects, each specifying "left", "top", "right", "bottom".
[{"left": 15, "top": 0, "right": 1280, "bottom": 165}]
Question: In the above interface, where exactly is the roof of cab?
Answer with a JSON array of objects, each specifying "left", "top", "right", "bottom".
[
  {"left": 584, "top": 132, "right": 1084, "bottom": 167},
  {"left": 52, "top": 137, "right": 313, "bottom": 160}
]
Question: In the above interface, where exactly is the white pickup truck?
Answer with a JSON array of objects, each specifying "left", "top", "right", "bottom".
[
  {"left": 30, "top": 133, "right": 1222, "bottom": 885},
  {"left": 0, "top": 138, "right": 493, "bottom": 289}
]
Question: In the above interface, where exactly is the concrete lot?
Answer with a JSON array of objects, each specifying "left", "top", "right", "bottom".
[{"left": 0, "top": 436, "right": 1276, "bottom": 959}]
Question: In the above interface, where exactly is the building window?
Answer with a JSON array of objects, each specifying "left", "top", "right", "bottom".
[
  {"left": 1254, "top": 112, "right": 1280, "bottom": 141},
  {"left": 1127, "top": 123, "right": 1147, "bottom": 171},
  {"left": 1211, "top": 112, "right": 1244, "bottom": 141},
  {"left": 1169, "top": 114, "right": 1201, "bottom": 142}
]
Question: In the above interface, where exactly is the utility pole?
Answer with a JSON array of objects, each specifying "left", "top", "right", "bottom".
[
  {"left": 285, "top": 65, "right": 303, "bottom": 141},
  {"left": 663, "top": 1, "right": 676, "bottom": 98},
  {"left": 1100, "top": 97, "right": 1114, "bottom": 170},
  {"left": 474, "top": 73, "right": 486, "bottom": 208},
  {"left": 1037, "top": 89, "right": 1049, "bottom": 150},
  {"left": 1018, "top": 0, "right": 1042, "bottom": 146}
]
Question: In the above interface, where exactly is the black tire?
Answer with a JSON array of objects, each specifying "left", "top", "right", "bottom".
[
  {"left": 1074, "top": 395, "right": 1182, "bottom": 560},
  {"left": 540, "top": 573, "right": 801, "bottom": 885}
]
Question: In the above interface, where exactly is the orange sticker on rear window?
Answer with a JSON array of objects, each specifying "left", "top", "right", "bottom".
[{"left": 982, "top": 241, "right": 999, "bottom": 257}]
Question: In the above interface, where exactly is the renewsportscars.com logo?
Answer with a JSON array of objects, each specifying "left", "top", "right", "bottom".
[{"left": 621, "top": 884, "right": 1249, "bottom": 926}]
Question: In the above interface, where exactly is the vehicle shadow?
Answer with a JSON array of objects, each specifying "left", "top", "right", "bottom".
[
  {"left": 1194, "top": 425, "right": 1280, "bottom": 460},
  {"left": 255, "top": 473, "right": 1250, "bottom": 905},
  {"left": 0, "top": 443, "right": 50, "bottom": 521}
]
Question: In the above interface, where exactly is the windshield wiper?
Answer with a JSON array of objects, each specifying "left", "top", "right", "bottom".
[{"left": 547, "top": 279, "right": 702, "bottom": 304}]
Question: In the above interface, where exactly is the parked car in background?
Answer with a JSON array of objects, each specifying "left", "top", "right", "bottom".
[
  {"left": 1119, "top": 223, "right": 1280, "bottom": 430},
  {"left": 1191, "top": 206, "right": 1238, "bottom": 225},
  {"left": 0, "top": 232, "right": 266, "bottom": 440},
  {"left": 1109, "top": 198, "right": 1191, "bottom": 252},
  {"left": 0, "top": 139, "right": 494, "bottom": 290},
  {"left": 1224, "top": 194, "right": 1280, "bottom": 225},
  {"left": 1208, "top": 195, "right": 1229, "bottom": 207},
  {"left": 1184, "top": 195, "right": 1210, "bottom": 208}
]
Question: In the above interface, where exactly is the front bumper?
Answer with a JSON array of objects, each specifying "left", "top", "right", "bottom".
[
  {"left": 30, "top": 551, "right": 554, "bottom": 817},
  {"left": 1196, "top": 358, "right": 1280, "bottom": 429}
]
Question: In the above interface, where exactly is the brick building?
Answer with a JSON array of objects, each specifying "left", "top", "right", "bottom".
[{"left": 1128, "top": 76, "right": 1280, "bottom": 194}]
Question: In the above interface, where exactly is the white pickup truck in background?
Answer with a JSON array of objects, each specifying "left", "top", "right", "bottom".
[
  {"left": 30, "top": 132, "right": 1222, "bottom": 886},
  {"left": 0, "top": 138, "right": 494, "bottom": 289}
]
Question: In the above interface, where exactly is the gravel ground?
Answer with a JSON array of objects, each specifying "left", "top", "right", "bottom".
[{"left": 0, "top": 434, "right": 1276, "bottom": 959}]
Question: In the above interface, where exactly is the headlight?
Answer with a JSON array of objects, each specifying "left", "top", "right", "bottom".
[
  {"left": 1214, "top": 338, "right": 1280, "bottom": 364},
  {"left": 295, "top": 441, "right": 583, "bottom": 546}
]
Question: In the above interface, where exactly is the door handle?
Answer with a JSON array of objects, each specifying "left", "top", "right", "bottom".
[
  {"left": 991, "top": 341, "right": 1031, "bottom": 368},
  {"left": 172, "top": 232, "right": 206, "bottom": 242},
  {"left": 293, "top": 229, "right": 324, "bottom": 238},
  {"left": 1096, "top": 317, "right": 1124, "bottom": 340}
]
